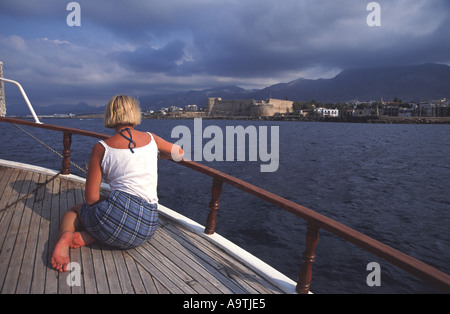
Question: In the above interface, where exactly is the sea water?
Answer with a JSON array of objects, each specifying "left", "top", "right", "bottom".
[{"left": 0, "top": 118, "right": 449, "bottom": 293}]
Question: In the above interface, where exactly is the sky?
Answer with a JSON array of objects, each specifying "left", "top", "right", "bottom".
[{"left": 0, "top": 0, "right": 449, "bottom": 108}]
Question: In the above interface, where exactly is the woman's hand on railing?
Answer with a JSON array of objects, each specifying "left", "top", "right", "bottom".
[
  {"left": 159, "top": 149, "right": 183, "bottom": 161},
  {"left": 153, "top": 134, "right": 184, "bottom": 161}
]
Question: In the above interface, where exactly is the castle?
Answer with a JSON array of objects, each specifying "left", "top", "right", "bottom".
[{"left": 206, "top": 97, "right": 294, "bottom": 117}]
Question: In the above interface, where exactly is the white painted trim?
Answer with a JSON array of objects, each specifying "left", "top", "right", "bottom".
[{"left": 0, "top": 158, "right": 298, "bottom": 294}]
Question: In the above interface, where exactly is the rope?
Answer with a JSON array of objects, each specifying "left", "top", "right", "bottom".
[
  {"left": 12, "top": 123, "right": 88, "bottom": 175},
  {"left": 0, "top": 124, "right": 110, "bottom": 212}
]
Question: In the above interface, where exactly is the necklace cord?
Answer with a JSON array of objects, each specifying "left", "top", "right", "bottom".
[{"left": 118, "top": 127, "right": 136, "bottom": 153}]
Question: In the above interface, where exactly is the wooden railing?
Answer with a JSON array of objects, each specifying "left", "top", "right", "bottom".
[
  {"left": 1, "top": 116, "right": 450, "bottom": 294},
  {"left": 177, "top": 158, "right": 450, "bottom": 293},
  {"left": 0, "top": 117, "right": 108, "bottom": 175}
]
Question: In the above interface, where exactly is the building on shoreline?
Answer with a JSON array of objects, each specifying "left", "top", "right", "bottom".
[
  {"left": 206, "top": 97, "right": 294, "bottom": 117},
  {"left": 315, "top": 107, "right": 339, "bottom": 117}
]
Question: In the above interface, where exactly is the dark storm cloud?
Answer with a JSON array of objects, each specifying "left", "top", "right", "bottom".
[
  {"left": 114, "top": 40, "right": 186, "bottom": 73},
  {"left": 96, "top": 0, "right": 449, "bottom": 79},
  {"left": 0, "top": 0, "right": 449, "bottom": 106}
]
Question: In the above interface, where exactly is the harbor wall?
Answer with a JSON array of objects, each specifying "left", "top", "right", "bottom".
[{"left": 207, "top": 97, "right": 293, "bottom": 117}]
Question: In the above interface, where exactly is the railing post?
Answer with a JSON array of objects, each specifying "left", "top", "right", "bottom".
[
  {"left": 296, "top": 222, "right": 320, "bottom": 294},
  {"left": 61, "top": 131, "right": 72, "bottom": 175},
  {"left": 204, "top": 178, "right": 223, "bottom": 235}
]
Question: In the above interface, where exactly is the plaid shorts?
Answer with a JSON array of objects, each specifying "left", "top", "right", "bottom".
[{"left": 80, "top": 190, "right": 158, "bottom": 249}]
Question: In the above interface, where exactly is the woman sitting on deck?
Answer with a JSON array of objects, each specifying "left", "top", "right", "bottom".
[{"left": 51, "top": 95, "right": 184, "bottom": 272}]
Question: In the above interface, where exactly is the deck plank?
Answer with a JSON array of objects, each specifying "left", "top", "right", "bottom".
[
  {"left": 0, "top": 170, "right": 30, "bottom": 293},
  {"left": 90, "top": 243, "right": 111, "bottom": 294},
  {"left": 133, "top": 261, "right": 162, "bottom": 293},
  {"left": 149, "top": 228, "right": 226, "bottom": 294},
  {"left": 4, "top": 171, "right": 39, "bottom": 294},
  {"left": 162, "top": 219, "right": 282, "bottom": 294},
  {"left": 65, "top": 179, "right": 84, "bottom": 294},
  {"left": 44, "top": 176, "right": 61, "bottom": 294},
  {"left": 122, "top": 252, "right": 150, "bottom": 294},
  {"left": 0, "top": 165, "right": 288, "bottom": 294},
  {"left": 16, "top": 172, "right": 45, "bottom": 293},
  {"left": 30, "top": 173, "right": 52, "bottom": 294},
  {"left": 0, "top": 168, "right": 20, "bottom": 216},
  {"left": 57, "top": 178, "right": 71, "bottom": 295},
  {"left": 160, "top": 223, "right": 248, "bottom": 293},
  {"left": 155, "top": 224, "right": 240, "bottom": 293},
  {"left": 101, "top": 248, "right": 122, "bottom": 293},
  {"left": 70, "top": 180, "right": 86, "bottom": 294},
  {"left": 2, "top": 171, "right": 34, "bottom": 293},
  {"left": 127, "top": 244, "right": 194, "bottom": 293},
  {"left": 0, "top": 167, "right": 15, "bottom": 212},
  {"left": 140, "top": 239, "right": 212, "bottom": 294},
  {"left": 111, "top": 250, "right": 135, "bottom": 294},
  {"left": 79, "top": 246, "right": 97, "bottom": 294}
]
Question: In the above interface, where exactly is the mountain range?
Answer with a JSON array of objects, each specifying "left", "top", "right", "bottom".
[
  {"left": 145, "top": 63, "right": 450, "bottom": 107},
  {"left": 6, "top": 63, "right": 450, "bottom": 115},
  {"left": 140, "top": 63, "right": 450, "bottom": 110}
]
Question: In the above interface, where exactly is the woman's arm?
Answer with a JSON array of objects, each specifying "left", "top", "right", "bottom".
[
  {"left": 152, "top": 134, "right": 184, "bottom": 161},
  {"left": 84, "top": 142, "right": 105, "bottom": 205}
]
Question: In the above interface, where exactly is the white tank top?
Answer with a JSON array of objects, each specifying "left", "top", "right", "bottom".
[{"left": 99, "top": 132, "right": 158, "bottom": 204}]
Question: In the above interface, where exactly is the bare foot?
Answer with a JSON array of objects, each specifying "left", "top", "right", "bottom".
[
  {"left": 70, "top": 231, "right": 96, "bottom": 248},
  {"left": 51, "top": 231, "right": 74, "bottom": 272}
]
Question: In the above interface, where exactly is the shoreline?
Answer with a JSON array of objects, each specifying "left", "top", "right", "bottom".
[
  {"left": 11, "top": 113, "right": 450, "bottom": 124},
  {"left": 89, "top": 113, "right": 450, "bottom": 124}
]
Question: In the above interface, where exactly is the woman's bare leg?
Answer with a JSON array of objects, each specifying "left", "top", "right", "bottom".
[
  {"left": 51, "top": 204, "right": 96, "bottom": 272},
  {"left": 71, "top": 231, "right": 96, "bottom": 248}
]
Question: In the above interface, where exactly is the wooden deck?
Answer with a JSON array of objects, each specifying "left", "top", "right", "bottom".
[{"left": 0, "top": 163, "right": 291, "bottom": 294}]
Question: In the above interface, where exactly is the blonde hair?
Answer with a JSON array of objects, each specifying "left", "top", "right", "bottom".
[{"left": 104, "top": 95, "right": 142, "bottom": 128}]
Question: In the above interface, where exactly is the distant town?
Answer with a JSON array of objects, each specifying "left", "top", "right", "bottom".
[
  {"left": 140, "top": 96, "right": 450, "bottom": 123},
  {"left": 291, "top": 97, "right": 450, "bottom": 119},
  {"left": 15, "top": 96, "right": 450, "bottom": 124}
]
